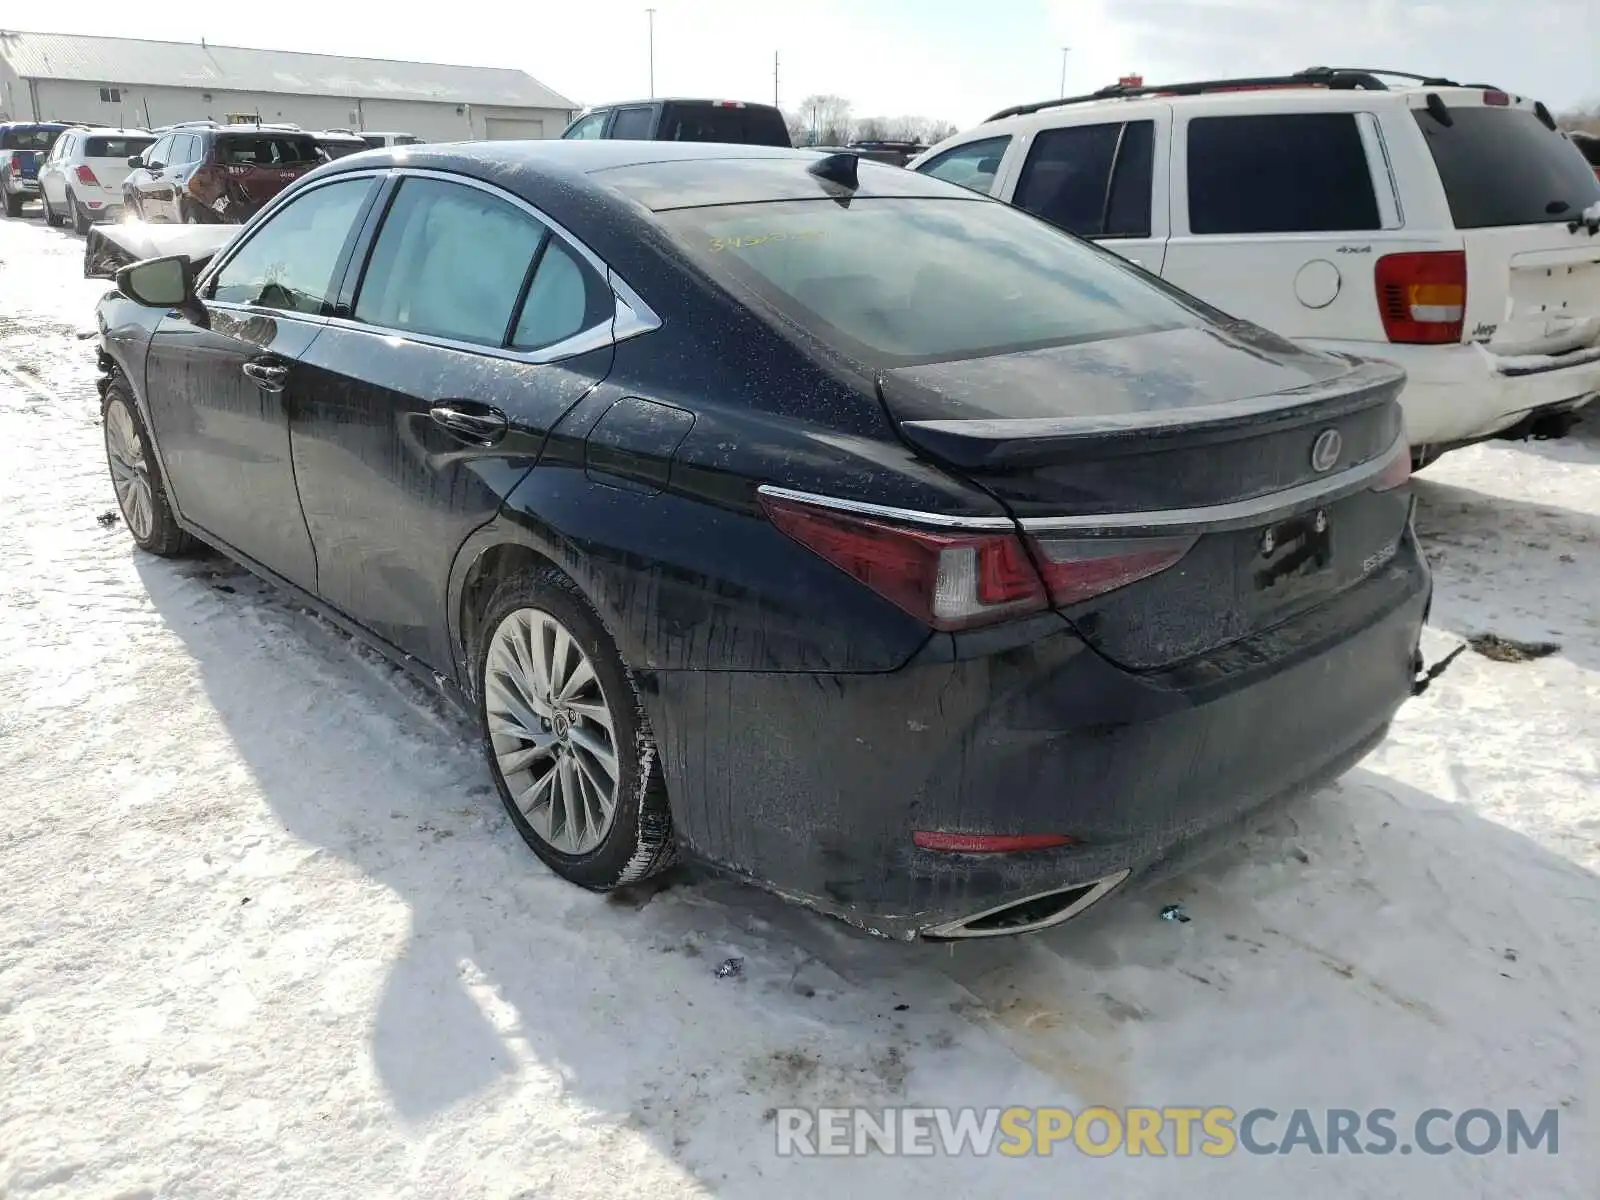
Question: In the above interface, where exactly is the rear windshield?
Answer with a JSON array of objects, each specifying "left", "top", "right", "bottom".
[
  {"left": 1414, "top": 106, "right": 1600, "bottom": 228},
  {"left": 218, "top": 135, "right": 320, "bottom": 166},
  {"left": 659, "top": 104, "right": 791, "bottom": 147},
  {"left": 660, "top": 197, "right": 1197, "bottom": 366},
  {"left": 86, "top": 136, "right": 154, "bottom": 159},
  {"left": 1, "top": 127, "right": 62, "bottom": 151}
]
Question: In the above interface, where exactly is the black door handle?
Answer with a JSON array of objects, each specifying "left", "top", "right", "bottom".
[
  {"left": 242, "top": 360, "right": 288, "bottom": 392},
  {"left": 429, "top": 403, "right": 508, "bottom": 444}
]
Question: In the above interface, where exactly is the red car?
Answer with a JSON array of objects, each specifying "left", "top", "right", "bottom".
[{"left": 123, "top": 125, "right": 323, "bottom": 223}]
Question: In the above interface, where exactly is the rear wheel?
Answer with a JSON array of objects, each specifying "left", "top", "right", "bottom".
[
  {"left": 41, "top": 190, "right": 64, "bottom": 227},
  {"left": 102, "top": 379, "right": 196, "bottom": 557},
  {"left": 475, "top": 567, "right": 675, "bottom": 891},
  {"left": 3, "top": 190, "right": 22, "bottom": 218}
]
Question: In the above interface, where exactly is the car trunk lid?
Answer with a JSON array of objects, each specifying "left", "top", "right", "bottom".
[{"left": 879, "top": 326, "right": 1411, "bottom": 669}]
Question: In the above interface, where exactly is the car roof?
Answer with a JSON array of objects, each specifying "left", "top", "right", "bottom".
[
  {"left": 315, "top": 140, "right": 969, "bottom": 211},
  {"left": 70, "top": 127, "right": 153, "bottom": 138},
  {"left": 578, "top": 97, "right": 783, "bottom": 111}
]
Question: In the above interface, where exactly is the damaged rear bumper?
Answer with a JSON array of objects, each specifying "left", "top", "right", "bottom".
[{"left": 644, "top": 536, "right": 1431, "bottom": 940}]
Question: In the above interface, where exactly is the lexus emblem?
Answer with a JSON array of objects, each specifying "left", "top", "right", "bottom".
[{"left": 1310, "top": 428, "right": 1342, "bottom": 473}]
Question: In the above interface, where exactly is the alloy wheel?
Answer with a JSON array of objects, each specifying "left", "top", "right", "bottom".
[
  {"left": 104, "top": 399, "right": 154, "bottom": 541},
  {"left": 484, "top": 607, "right": 621, "bottom": 856}
]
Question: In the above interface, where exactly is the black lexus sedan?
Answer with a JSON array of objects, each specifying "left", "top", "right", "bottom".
[{"left": 94, "top": 141, "right": 1429, "bottom": 939}]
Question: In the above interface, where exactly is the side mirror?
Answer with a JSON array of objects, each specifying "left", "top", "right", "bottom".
[
  {"left": 127, "top": 155, "right": 144, "bottom": 168},
  {"left": 117, "top": 255, "right": 198, "bottom": 309}
]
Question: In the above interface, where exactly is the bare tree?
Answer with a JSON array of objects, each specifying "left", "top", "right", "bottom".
[
  {"left": 853, "top": 116, "right": 890, "bottom": 142},
  {"left": 798, "top": 94, "right": 854, "bottom": 145},
  {"left": 784, "top": 111, "right": 811, "bottom": 146}
]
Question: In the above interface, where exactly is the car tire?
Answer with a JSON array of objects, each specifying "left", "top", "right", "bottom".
[
  {"left": 475, "top": 566, "right": 676, "bottom": 892},
  {"left": 3, "top": 190, "right": 22, "bottom": 218},
  {"left": 101, "top": 378, "right": 197, "bottom": 558},
  {"left": 41, "top": 190, "right": 64, "bottom": 227},
  {"left": 68, "top": 190, "right": 91, "bottom": 236}
]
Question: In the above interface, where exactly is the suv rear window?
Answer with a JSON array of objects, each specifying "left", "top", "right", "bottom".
[
  {"left": 660, "top": 197, "right": 1196, "bottom": 367},
  {"left": 219, "top": 135, "right": 320, "bottom": 166},
  {"left": 1187, "top": 113, "right": 1381, "bottom": 234},
  {"left": 1, "top": 127, "right": 61, "bottom": 151},
  {"left": 1415, "top": 106, "right": 1600, "bottom": 228},
  {"left": 659, "top": 103, "right": 791, "bottom": 147},
  {"left": 86, "top": 136, "right": 154, "bottom": 159}
]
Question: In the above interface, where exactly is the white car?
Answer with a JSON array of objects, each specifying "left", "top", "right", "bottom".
[
  {"left": 911, "top": 68, "right": 1600, "bottom": 464},
  {"left": 38, "top": 127, "right": 155, "bottom": 233}
]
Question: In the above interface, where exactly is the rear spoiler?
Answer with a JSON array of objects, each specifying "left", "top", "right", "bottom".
[
  {"left": 84, "top": 222, "right": 239, "bottom": 280},
  {"left": 888, "top": 356, "right": 1405, "bottom": 470}
]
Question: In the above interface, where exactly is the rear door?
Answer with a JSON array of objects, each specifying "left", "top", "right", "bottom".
[
  {"left": 38, "top": 132, "right": 71, "bottom": 206},
  {"left": 1406, "top": 97, "right": 1600, "bottom": 357},
  {"left": 1162, "top": 106, "right": 1408, "bottom": 342},
  {"left": 289, "top": 173, "right": 619, "bottom": 668},
  {"left": 996, "top": 113, "right": 1170, "bottom": 273}
]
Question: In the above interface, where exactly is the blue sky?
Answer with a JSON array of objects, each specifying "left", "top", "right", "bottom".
[{"left": 38, "top": 0, "right": 1600, "bottom": 126}]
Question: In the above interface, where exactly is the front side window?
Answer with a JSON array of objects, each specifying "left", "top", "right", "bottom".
[
  {"left": 914, "top": 136, "right": 1011, "bottom": 195},
  {"left": 209, "top": 178, "right": 375, "bottom": 313},
  {"left": 661, "top": 196, "right": 1199, "bottom": 367},
  {"left": 146, "top": 136, "right": 173, "bottom": 167},
  {"left": 563, "top": 113, "right": 608, "bottom": 140},
  {"left": 353, "top": 178, "right": 545, "bottom": 345},
  {"left": 609, "top": 107, "right": 656, "bottom": 140},
  {"left": 1013, "top": 121, "right": 1155, "bottom": 239},
  {"left": 1186, "top": 113, "right": 1381, "bottom": 234}
]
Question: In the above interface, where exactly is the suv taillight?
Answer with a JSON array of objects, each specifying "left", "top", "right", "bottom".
[
  {"left": 1375, "top": 251, "right": 1466, "bottom": 345},
  {"left": 7, "top": 153, "right": 20, "bottom": 172},
  {"left": 74, "top": 164, "right": 99, "bottom": 186},
  {"left": 760, "top": 493, "right": 1193, "bottom": 630}
]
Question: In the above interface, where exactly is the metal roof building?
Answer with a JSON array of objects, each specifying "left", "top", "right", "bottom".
[{"left": 0, "top": 30, "right": 577, "bottom": 141}]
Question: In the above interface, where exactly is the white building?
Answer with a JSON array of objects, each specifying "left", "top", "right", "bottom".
[{"left": 0, "top": 30, "right": 576, "bottom": 142}]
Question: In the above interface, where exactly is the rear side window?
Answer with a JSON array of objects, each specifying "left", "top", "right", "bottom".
[
  {"left": 915, "top": 136, "right": 1011, "bottom": 195},
  {"left": 210, "top": 178, "right": 375, "bottom": 313},
  {"left": 659, "top": 104, "right": 789, "bottom": 146},
  {"left": 1415, "top": 106, "right": 1600, "bottom": 228},
  {"left": 511, "top": 239, "right": 613, "bottom": 350},
  {"left": 1187, "top": 114, "right": 1381, "bottom": 234},
  {"left": 610, "top": 107, "right": 655, "bottom": 139},
  {"left": 1014, "top": 121, "right": 1154, "bottom": 238},
  {"left": 355, "top": 179, "right": 540, "bottom": 345},
  {"left": 219, "top": 135, "right": 319, "bottom": 166},
  {"left": 85, "top": 136, "right": 154, "bottom": 159},
  {"left": 661, "top": 197, "right": 1197, "bottom": 368}
]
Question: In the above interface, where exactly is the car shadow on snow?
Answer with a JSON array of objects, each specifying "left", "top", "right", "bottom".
[{"left": 131, "top": 553, "right": 1600, "bottom": 1195}]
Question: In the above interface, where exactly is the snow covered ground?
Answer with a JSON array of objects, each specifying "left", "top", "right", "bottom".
[{"left": 1, "top": 213, "right": 1596, "bottom": 1199}]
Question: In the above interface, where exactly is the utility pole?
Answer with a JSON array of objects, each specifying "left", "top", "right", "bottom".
[
  {"left": 646, "top": 8, "right": 657, "bottom": 99},
  {"left": 1059, "top": 46, "right": 1071, "bottom": 97}
]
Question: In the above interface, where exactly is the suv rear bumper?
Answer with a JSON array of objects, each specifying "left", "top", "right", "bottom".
[{"left": 1302, "top": 338, "right": 1600, "bottom": 447}]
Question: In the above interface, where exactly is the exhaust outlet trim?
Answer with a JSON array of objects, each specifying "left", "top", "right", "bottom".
[{"left": 922, "top": 869, "right": 1131, "bottom": 939}]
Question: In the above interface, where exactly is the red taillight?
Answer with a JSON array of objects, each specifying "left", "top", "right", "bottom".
[
  {"left": 1375, "top": 251, "right": 1466, "bottom": 345},
  {"left": 760, "top": 493, "right": 1195, "bottom": 630},
  {"left": 913, "top": 831, "right": 1076, "bottom": 853},
  {"left": 7, "top": 153, "right": 20, "bottom": 172},
  {"left": 1483, "top": 90, "right": 1510, "bottom": 106},
  {"left": 1371, "top": 447, "right": 1412, "bottom": 492},
  {"left": 74, "top": 164, "right": 99, "bottom": 186}
]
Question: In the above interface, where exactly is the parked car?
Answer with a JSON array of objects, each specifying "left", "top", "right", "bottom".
[
  {"left": 912, "top": 68, "right": 1600, "bottom": 465},
  {"left": 94, "top": 141, "right": 1428, "bottom": 939},
  {"left": 1, "top": 121, "right": 74, "bottom": 216},
  {"left": 848, "top": 139, "right": 927, "bottom": 166},
  {"left": 1570, "top": 129, "right": 1600, "bottom": 181},
  {"left": 38, "top": 127, "right": 155, "bottom": 232},
  {"left": 358, "top": 131, "right": 422, "bottom": 149},
  {"left": 561, "top": 99, "right": 791, "bottom": 146},
  {"left": 83, "top": 218, "right": 237, "bottom": 280},
  {"left": 312, "top": 130, "right": 370, "bottom": 161},
  {"left": 121, "top": 125, "right": 323, "bottom": 223}
]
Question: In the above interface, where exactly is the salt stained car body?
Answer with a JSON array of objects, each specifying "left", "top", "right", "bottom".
[{"left": 92, "top": 142, "right": 1430, "bottom": 938}]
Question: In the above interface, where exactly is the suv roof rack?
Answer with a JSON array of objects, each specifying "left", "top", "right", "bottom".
[{"left": 987, "top": 65, "right": 1479, "bottom": 122}]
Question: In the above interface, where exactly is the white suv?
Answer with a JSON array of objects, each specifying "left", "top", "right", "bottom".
[
  {"left": 911, "top": 68, "right": 1600, "bottom": 464},
  {"left": 38, "top": 127, "right": 155, "bottom": 233}
]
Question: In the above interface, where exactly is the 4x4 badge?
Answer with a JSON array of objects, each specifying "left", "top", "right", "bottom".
[{"left": 1311, "top": 429, "right": 1342, "bottom": 473}]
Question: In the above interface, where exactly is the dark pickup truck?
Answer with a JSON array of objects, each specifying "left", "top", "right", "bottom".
[
  {"left": 2, "top": 122, "right": 74, "bottom": 216},
  {"left": 561, "top": 99, "right": 791, "bottom": 146}
]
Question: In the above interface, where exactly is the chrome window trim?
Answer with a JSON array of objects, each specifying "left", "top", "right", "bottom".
[
  {"left": 197, "top": 166, "right": 663, "bottom": 365},
  {"left": 1356, "top": 111, "right": 1404, "bottom": 230},
  {"left": 757, "top": 434, "right": 1407, "bottom": 535}
]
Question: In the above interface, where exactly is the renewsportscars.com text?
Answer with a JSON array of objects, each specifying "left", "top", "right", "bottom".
[{"left": 774, "top": 1106, "right": 1560, "bottom": 1158}]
